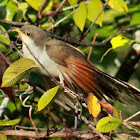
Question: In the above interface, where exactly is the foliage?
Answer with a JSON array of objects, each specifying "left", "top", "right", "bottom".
[{"left": 0, "top": 0, "right": 140, "bottom": 139}]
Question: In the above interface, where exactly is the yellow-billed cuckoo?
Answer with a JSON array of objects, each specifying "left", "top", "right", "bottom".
[{"left": 13, "top": 25, "right": 140, "bottom": 102}]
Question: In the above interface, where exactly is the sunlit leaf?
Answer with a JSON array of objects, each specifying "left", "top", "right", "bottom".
[
  {"left": 37, "top": 86, "right": 61, "bottom": 111},
  {"left": 105, "top": 0, "right": 128, "bottom": 12},
  {"left": 87, "top": 93, "right": 101, "bottom": 118},
  {"left": 1, "top": 58, "right": 38, "bottom": 87},
  {"left": 0, "top": 0, "right": 8, "bottom": 6},
  {"left": 110, "top": 35, "right": 129, "bottom": 49},
  {"left": 5, "top": 0, "right": 18, "bottom": 21},
  {"left": 0, "top": 119, "right": 20, "bottom": 126},
  {"left": 16, "top": 2, "right": 28, "bottom": 22},
  {"left": 25, "top": 0, "right": 53, "bottom": 12},
  {"left": 0, "top": 133, "right": 7, "bottom": 140},
  {"left": 87, "top": 0, "right": 104, "bottom": 27},
  {"left": 0, "top": 25, "right": 9, "bottom": 45},
  {"left": 73, "top": 2, "right": 86, "bottom": 31},
  {"left": 68, "top": 0, "right": 78, "bottom": 7},
  {"left": 96, "top": 116, "right": 123, "bottom": 132}
]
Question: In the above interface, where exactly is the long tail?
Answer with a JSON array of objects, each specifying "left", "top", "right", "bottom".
[{"left": 60, "top": 57, "right": 140, "bottom": 102}]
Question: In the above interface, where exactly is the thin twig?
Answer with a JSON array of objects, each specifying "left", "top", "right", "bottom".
[
  {"left": 80, "top": 115, "right": 108, "bottom": 140},
  {"left": 19, "top": 86, "right": 37, "bottom": 131},
  {"left": 0, "top": 26, "right": 23, "bottom": 56},
  {"left": 84, "top": 0, "right": 111, "bottom": 37},
  {"left": 53, "top": 0, "right": 67, "bottom": 16},
  {"left": 38, "top": 0, "right": 47, "bottom": 19},
  {"left": 0, "top": 19, "right": 30, "bottom": 26},
  {"left": 124, "top": 111, "right": 140, "bottom": 122},
  {"left": 87, "top": 33, "right": 98, "bottom": 60},
  {"left": 99, "top": 47, "right": 112, "bottom": 63},
  {"left": 47, "top": 9, "right": 76, "bottom": 30}
]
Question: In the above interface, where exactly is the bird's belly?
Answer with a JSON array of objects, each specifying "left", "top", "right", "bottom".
[{"left": 22, "top": 43, "right": 61, "bottom": 77}]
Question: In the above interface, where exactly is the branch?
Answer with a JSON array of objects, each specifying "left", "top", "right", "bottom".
[
  {"left": 47, "top": 25, "right": 140, "bottom": 47},
  {"left": 115, "top": 48, "right": 140, "bottom": 81},
  {"left": 0, "top": 129, "right": 98, "bottom": 139},
  {"left": 0, "top": 19, "right": 30, "bottom": 26}
]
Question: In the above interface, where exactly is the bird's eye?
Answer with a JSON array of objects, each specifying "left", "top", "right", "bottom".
[{"left": 26, "top": 32, "right": 31, "bottom": 36}]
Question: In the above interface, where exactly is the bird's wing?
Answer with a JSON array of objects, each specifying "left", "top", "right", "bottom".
[{"left": 59, "top": 56, "right": 140, "bottom": 102}]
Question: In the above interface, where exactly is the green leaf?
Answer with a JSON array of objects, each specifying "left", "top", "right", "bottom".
[
  {"left": 113, "top": 107, "right": 119, "bottom": 118},
  {"left": 0, "top": 119, "right": 20, "bottom": 126},
  {"left": 105, "top": 0, "right": 128, "bottom": 12},
  {"left": 25, "top": 0, "right": 53, "bottom": 12},
  {"left": 5, "top": 1, "right": 18, "bottom": 21},
  {"left": 96, "top": 116, "right": 123, "bottom": 132},
  {"left": 130, "top": 12, "right": 140, "bottom": 26},
  {"left": 0, "top": 25, "right": 9, "bottom": 45},
  {"left": 68, "top": 0, "right": 78, "bottom": 7},
  {"left": 110, "top": 35, "right": 129, "bottom": 49},
  {"left": 0, "top": 133, "right": 7, "bottom": 140},
  {"left": 1, "top": 58, "right": 38, "bottom": 87},
  {"left": 73, "top": 2, "right": 86, "bottom": 31},
  {"left": 0, "top": 0, "right": 8, "bottom": 6},
  {"left": 87, "top": 0, "right": 104, "bottom": 27},
  {"left": 37, "top": 86, "right": 60, "bottom": 111},
  {"left": 16, "top": 2, "right": 28, "bottom": 22}
]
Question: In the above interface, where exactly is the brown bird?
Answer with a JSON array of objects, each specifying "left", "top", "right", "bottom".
[{"left": 13, "top": 25, "right": 140, "bottom": 102}]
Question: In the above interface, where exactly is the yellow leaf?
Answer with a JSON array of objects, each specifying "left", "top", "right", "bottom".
[
  {"left": 73, "top": 2, "right": 86, "bottom": 31},
  {"left": 37, "top": 86, "right": 61, "bottom": 111},
  {"left": 96, "top": 117, "right": 122, "bottom": 132},
  {"left": 1, "top": 58, "right": 38, "bottom": 87},
  {"left": 25, "top": 0, "right": 53, "bottom": 12},
  {"left": 0, "top": 133, "right": 7, "bottom": 140},
  {"left": 68, "top": 0, "right": 78, "bottom": 7},
  {"left": 87, "top": 0, "right": 104, "bottom": 27},
  {"left": 87, "top": 93, "right": 101, "bottom": 118},
  {"left": 105, "top": 0, "right": 128, "bottom": 12},
  {"left": 110, "top": 35, "right": 129, "bottom": 49}
]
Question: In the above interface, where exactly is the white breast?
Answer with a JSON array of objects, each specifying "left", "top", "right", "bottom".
[{"left": 21, "top": 34, "right": 61, "bottom": 78}]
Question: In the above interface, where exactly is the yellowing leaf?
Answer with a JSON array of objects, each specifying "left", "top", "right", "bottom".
[
  {"left": 0, "top": 119, "right": 20, "bottom": 126},
  {"left": 110, "top": 35, "right": 128, "bottom": 49},
  {"left": 0, "top": 133, "right": 7, "bottom": 140},
  {"left": 105, "top": 0, "right": 128, "bottom": 12},
  {"left": 99, "top": 101, "right": 114, "bottom": 116},
  {"left": 37, "top": 86, "right": 60, "bottom": 111},
  {"left": 25, "top": 0, "right": 53, "bottom": 12},
  {"left": 87, "top": 93, "right": 101, "bottom": 118},
  {"left": 87, "top": 0, "right": 104, "bottom": 27},
  {"left": 99, "top": 101, "right": 119, "bottom": 118},
  {"left": 73, "top": 2, "right": 86, "bottom": 31},
  {"left": 96, "top": 116, "right": 123, "bottom": 132},
  {"left": 68, "top": 0, "right": 78, "bottom": 7},
  {"left": 1, "top": 58, "right": 38, "bottom": 87}
]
